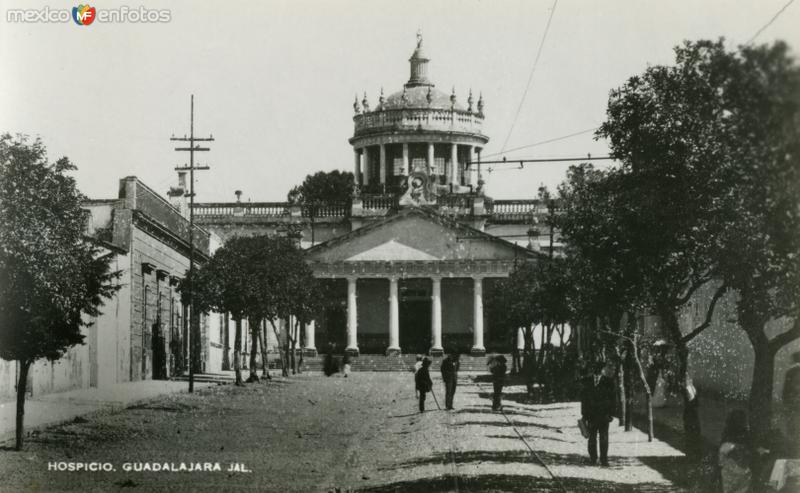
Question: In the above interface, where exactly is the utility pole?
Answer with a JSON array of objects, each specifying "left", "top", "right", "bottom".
[{"left": 170, "top": 94, "right": 213, "bottom": 393}]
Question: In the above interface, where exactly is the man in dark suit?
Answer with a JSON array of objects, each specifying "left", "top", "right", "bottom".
[
  {"left": 581, "top": 361, "right": 617, "bottom": 466},
  {"left": 415, "top": 357, "right": 433, "bottom": 412},
  {"left": 441, "top": 351, "right": 460, "bottom": 410}
]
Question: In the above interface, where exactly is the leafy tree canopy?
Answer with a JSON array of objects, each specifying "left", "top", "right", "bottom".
[
  {"left": 287, "top": 170, "right": 354, "bottom": 208},
  {"left": 0, "top": 134, "right": 120, "bottom": 364}
]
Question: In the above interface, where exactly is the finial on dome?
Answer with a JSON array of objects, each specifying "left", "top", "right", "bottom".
[
  {"left": 407, "top": 30, "right": 432, "bottom": 87},
  {"left": 450, "top": 86, "right": 457, "bottom": 108},
  {"left": 467, "top": 89, "right": 474, "bottom": 112},
  {"left": 378, "top": 87, "right": 385, "bottom": 109},
  {"left": 477, "top": 92, "right": 484, "bottom": 116},
  {"left": 353, "top": 94, "right": 361, "bottom": 114},
  {"left": 426, "top": 86, "right": 432, "bottom": 105},
  {"left": 362, "top": 91, "right": 370, "bottom": 112}
]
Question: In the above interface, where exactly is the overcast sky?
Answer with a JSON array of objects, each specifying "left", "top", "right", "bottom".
[{"left": 1, "top": 0, "right": 798, "bottom": 202}]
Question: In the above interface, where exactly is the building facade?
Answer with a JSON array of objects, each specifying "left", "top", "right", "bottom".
[
  {"left": 194, "top": 35, "right": 552, "bottom": 358},
  {"left": 0, "top": 176, "right": 214, "bottom": 401}
]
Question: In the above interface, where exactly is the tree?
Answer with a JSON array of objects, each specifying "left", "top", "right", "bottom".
[
  {"left": 597, "top": 40, "right": 759, "bottom": 457},
  {"left": 0, "top": 134, "right": 120, "bottom": 450},
  {"left": 287, "top": 171, "right": 355, "bottom": 245},
  {"left": 599, "top": 39, "right": 800, "bottom": 441},
  {"left": 243, "top": 236, "right": 321, "bottom": 377},
  {"left": 187, "top": 239, "right": 250, "bottom": 386},
  {"left": 709, "top": 41, "right": 800, "bottom": 437},
  {"left": 487, "top": 256, "right": 572, "bottom": 398},
  {"left": 193, "top": 235, "right": 323, "bottom": 379},
  {"left": 558, "top": 164, "right": 656, "bottom": 439}
]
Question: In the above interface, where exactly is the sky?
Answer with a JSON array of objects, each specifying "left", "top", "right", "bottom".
[{"left": 1, "top": 0, "right": 799, "bottom": 202}]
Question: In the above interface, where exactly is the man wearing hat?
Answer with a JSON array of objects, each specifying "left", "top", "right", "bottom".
[
  {"left": 415, "top": 357, "right": 433, "bottom": 412},
  {"left": 488, "top": 355, "right": 508, "bottom": 411},
  {"left": 581, "top": 360, "right": 616, "bottom": 466},
  {"left": 441, "top": 351, "right": 460, "bottom": 410}
]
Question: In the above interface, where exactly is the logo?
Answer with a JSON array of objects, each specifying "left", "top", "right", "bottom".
[{"left": 72, "top": 4, "right": 96, "bottom": 25}]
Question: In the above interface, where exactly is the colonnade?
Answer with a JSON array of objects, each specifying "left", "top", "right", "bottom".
[
  {"left": 353, "top": 143, "right": 481, "bottom": 188},
  {"left": 304, "top": 275, "right": 487, "bottom": 356}
]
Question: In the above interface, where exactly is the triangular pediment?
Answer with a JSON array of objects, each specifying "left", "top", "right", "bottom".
[
  {"left": 346, "top": 240, "right": 440, "bottom": 261},
  {"left": 306, "top": 207, "right": 536, "bottom": 263}
]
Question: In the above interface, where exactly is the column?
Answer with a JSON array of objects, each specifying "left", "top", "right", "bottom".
[
  {"left": 430, "top": 277, "right": 443, "bottom": 355},
  {"left": 353, "top": 149, "right": 361, "bottom": 185},
  {"left": 402, "top": 143, "right": 409, "bottom": 174},
  {"left": 427, "top": 142, "right": 435, "bottom": 175},
  {"left": 450, "top": 143, "right": 458, "bottom": 186},
  {"left": 472, "top": 276, "right": 485, "bottom": 355},
  {"left": 362, "top": 147, "right": 371, "bottom": 186},
  {"left": 468, "top": 145, "right": 475, "bottom": 186},
  {"left": 346, "top": 277, "right": 359, "bottom": 355},
  {"left": 476, "top": 147, "right": 483, "bottom": 189},
  {"left": 304, "top": 321, "right": 317, "bottom": 356},
  {"left": 387, "top": 277, "right": 400, "bottom": 355},
  {"left": 379, "top": 144, "right": 387, "bottom": 185},
  {"left": 517, "top": 326, "right": 526, "bottom": 351}
]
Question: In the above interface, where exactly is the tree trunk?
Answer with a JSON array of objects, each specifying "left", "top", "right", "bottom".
[
  {"left": 233, "top": 318, "right": 244, "bottom": 386},
  {"left": 632, "top": 336, "right": 654, "bottom": 441},
  {"left": 247, "top": 318, "right": 260, "bottom": 383},
  {"left": 523, "top": 327, "right": 536, "bottom": 395},
  {"left": 222, "top": 314, "right": 230, "bottom": 371},
  {"left": 297, "top": 322, "right": 304, "bottom": 375},
  {"left": 291, "top": 321, "right": 298, "bottom": 374},
  {"left": 283, "top": 339, "right": 291, "bottom": 377},
  {"left": 617, "top": 350, "right": 626, "bottom": 427},
  {"left": 15, "top": 360, "right": 31, "bottom": 451},
  {"left": 624, "top": 344, "right": 635, "bottom": 432},
  {"left": 269, "top": 320, "right": 289, "bottom": 377},
  {"left": 258, "top": 323, "right": 271, "bottom": 380},
  {"left": 743, "top": 313, "right": 775, "bottom": 441},
  {"left": 290, "top": 340, "right": 297, "bottom": 375},
  {"left": 662, "top": 306, "right": 702, "bottom": 459}
]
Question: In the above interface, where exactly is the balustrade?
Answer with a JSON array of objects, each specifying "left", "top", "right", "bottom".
[{"left": 354, "top": 108, "right": 485, "bottom": 136}]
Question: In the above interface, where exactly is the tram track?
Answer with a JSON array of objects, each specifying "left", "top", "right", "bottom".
[{"left": 471, "top": 378, "right": 568, "bottom": 493}]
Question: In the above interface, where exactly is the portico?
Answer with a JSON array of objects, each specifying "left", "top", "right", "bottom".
[{"left": 304, "top": 207, "right": 538, "bottom": 356}]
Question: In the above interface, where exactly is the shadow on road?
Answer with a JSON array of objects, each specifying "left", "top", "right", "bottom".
[{"left": 353, "top": 473, "right": 683, "bottom": 492}]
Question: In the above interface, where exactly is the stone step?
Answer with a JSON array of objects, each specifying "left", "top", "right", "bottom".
[{"left": 295, "top": 354, "right": 507, "bottom": 372}]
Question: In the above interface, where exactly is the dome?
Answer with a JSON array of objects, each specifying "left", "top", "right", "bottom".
[{"left": 383, "top": 86, "right": 465, "bottom": 111}]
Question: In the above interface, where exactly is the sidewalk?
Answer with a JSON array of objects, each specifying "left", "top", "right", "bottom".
[{"left": 0, "top": 379, "right": 216, "bottom": 445}]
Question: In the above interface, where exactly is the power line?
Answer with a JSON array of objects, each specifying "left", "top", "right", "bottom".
[
  {"left": 499, "top": 0, "right": 559, "bottom": 154},
  {"left": 467, "top": 154, "right": 614, "bottom": 170},
  {"left": 482, "top": 126, "right": 598, "bottom": 159},
  {"left": 745, "top": 0, "right": 795, "bottom": 45},
  {"left": 170, "top": 95, "right": 214, "bottom": 394}
]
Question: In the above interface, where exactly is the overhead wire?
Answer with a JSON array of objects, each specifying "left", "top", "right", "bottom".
[
  {"left": 745, "top": 0, "right": 795, "bottom": 45},
  {"left": 482, "top": 126, "right": 599, "bottom": 160},
  {"left": 499, "top": 0, "right": 559, "bottom": 154}
]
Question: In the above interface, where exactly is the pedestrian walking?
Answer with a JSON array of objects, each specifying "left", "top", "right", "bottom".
[
  {"left": 782, "top": 352, "right": 800, "bottom": 449},
  {"left": 488, "top": 355, "right": 507, "bottom": 411},
  {"left": 580, "top": 360, "right": 616, "bottom": 466},
  {"left": 441, "top": 351, "right": 460, "bottom": 410},
  {"left": 415, "top": 357, "right": 433, "bottom": 412}
]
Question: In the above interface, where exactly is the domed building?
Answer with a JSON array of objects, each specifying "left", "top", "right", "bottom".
[
  {"left": 192, "top": 34, "right": 557, "bottom": 362},
  {"left": 350, "top": 33, "right": 489, "bottom": 205}
]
